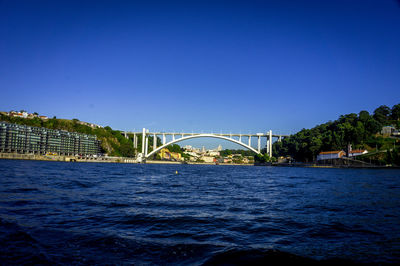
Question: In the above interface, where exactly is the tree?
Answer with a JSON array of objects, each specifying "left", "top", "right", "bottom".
[
  {"left": 359, "top": 110, "right": 370, "bottom": 122},
  {"left": 263, "top": 153, "right": 270, "bottom": 162},
  {"left": 365, "top": 117, "right": 381, "bottom": 135},
  {"left": 391, "top": 104, "right": 400, "bottom": 120},
  {"left": 373, "top": 105, "right": 390, "bottom": 125},
  {"left": 167, "top": 144, "right": 182, "bottom": 153}
]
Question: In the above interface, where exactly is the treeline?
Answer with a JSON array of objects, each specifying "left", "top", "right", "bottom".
[
  {"left": 0, "top": 114, "right": 153, "bottom": 157},
  {"left": 273, "top": 104, "right": 400, "bottom": 162},
  {"left": 219, "top": 149, "right": 256, "bottom": 157}
]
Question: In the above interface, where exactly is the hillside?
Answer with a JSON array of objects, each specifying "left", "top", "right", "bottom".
[{"left": 273, "top": 104, "right": 400, "bottom": 165}]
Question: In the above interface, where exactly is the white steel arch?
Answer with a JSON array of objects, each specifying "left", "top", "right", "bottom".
[{"left": 145, "top": 134, "right": 260, "bottom": 158}]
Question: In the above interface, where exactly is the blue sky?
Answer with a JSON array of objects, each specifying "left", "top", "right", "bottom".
[{"left": 1, "top": 0, "right": 400, "bottom": 149}]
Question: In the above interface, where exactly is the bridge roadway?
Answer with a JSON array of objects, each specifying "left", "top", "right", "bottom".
[{"left": 123, "top": 128, "right": 289, "bottom": 161}]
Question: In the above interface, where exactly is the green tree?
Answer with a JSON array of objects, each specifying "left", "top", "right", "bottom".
[
  {"left": 373, "top": 105, "right": 390, "bottom": 125},
  {"left": 391, "top": 104, "right": 400, "bottom": 120},
  {"left": 166, "top": 144, "right": 182, "bottom": 153},
  {"left": 359, "top": 110, "right": 370, "bottom": 122}
]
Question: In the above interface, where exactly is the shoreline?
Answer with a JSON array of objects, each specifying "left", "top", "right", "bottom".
[
  {"left": 0, "top": 152, "right": 253, "bottom": 166},
  {"left": 1, "top": 152, "right": 398, "bottom": 169}
]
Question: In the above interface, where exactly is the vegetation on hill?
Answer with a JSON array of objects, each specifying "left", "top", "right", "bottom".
[
  {"left": 273, "top": 104, "right": 400, "bottom": 163},
  {"left": 219, "top": 149, "right": 256, "bottom": 157}
]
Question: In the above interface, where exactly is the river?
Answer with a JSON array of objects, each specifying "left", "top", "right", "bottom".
[{"left": 0, "top": 160, "right": 399, "bottom": 265}]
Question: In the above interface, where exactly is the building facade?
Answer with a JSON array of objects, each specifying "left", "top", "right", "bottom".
[
  {"left": 316, "top": 150, "right": 346, "bottom": 161},
  {"left": 348, "top": 149, "right": 368, "bottom": 157},
  {"left": 0, "top": 122, "right": 101, "bottom": 155}
]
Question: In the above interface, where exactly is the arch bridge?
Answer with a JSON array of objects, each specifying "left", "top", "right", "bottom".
[{"left": 123, "top": 129, "right": 288, "bottom": 161}]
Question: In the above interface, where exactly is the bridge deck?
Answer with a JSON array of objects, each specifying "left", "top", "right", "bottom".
[{"left": 126, "top": 132, "right": 289, "bottom": 138}]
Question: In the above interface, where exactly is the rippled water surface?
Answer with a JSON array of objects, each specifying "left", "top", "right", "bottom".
[{"left": 0, "top": 160, "right": 400, "bottom": 265}]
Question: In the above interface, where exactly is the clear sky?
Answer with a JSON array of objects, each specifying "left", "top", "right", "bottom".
[{"left": 1, "top": 0, "right": 400, "bottom": 149}]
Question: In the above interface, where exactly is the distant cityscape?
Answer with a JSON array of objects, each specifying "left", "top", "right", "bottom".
[{"left": 158, "top": 144, "right": 254, "bottom": 164}]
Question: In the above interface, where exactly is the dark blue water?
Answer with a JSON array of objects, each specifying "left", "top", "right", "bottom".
[{"left": 0, "top": 160, "right": 399, "bottom": 265}]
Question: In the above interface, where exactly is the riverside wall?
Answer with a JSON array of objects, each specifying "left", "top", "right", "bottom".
[
  {"left": 0, "top": 153, "right": 254, "bottom": 166},
  {"left": 0, "top": 152, "right": 136, "bottom": 163}
]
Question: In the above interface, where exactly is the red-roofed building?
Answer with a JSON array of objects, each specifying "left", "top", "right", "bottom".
[
  {"left": 317, "top": 150, "right": 346, "bottom": 161},
  {"left": 348, "top": 149, "right": 368, "bottom": 157}
]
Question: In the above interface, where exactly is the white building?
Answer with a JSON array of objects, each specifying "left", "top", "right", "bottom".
[
  {"left": 348, "top": 150, "right": 368, "bottom": 157},
  {"left": 201, "top": 156, "right": 215, "bottom": 163},
  {"left": 183, "top": 145, "right": 193, "bottom": 151},
  {"left": 207, "top": 150, "right": 220, "bottom": 157}
]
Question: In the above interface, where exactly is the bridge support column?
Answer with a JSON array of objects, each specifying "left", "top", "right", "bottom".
[
  {"left": 257, "top": 136, "right": 261, "bottom": 153},
  {"left": 133, "top": 133, "right": 137, "bottom": 149},
  {"left": 141, "top": 128, "right": 146, "bottom": 155},
  {"left": 145, "top": 136, "right": 149, "bottom": 157},
  {"left": 269, "top": 130, "right": 273, "bottom": 158},
  {"left": 162, "top": 134, "right": 166, "bottom": 145},
  {"left": 278, "top": 136, "right": 282, "bottom": 142},
  {"left": 248, "top": 136, "right": 251, "bottom": 147},
  {"left": 153, "top": 134, "right": 157, "bottom": 151},
  {"left": 172, "top": 134, "right": 175, "bottom": 141},
  {"left": 124, "top": 132, "right": 128, "bottom": 139},
  {"left": 239, "top": 135, "right": 242, "bottom": 143}
]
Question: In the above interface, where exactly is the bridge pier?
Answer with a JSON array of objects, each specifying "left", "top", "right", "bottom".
[
  {"left": 269, "top": 130, "right": 272, "bottom": 158},
  {"left": 257, "top": 136, "right": 261, "bottom": 153},
  {"left": 153, "top": 134, "right": 157, "bottom": 151},
  {"left": 145, "top": 136, "right": 149, "bottom": 156},
  {"left": 141, "top": 128, "right": 146, "bottom": 155}
]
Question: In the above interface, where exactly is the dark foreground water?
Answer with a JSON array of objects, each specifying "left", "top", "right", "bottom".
[{"left": 0, "top": 160, "right": 399, "bottom": 265}]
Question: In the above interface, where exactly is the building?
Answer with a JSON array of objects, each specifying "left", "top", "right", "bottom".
[
  {"left": 381, "top": 126, "right": 396, "bottom": 135},
  {"left": 317, "top": 151, "right": 346, "bottom": 161},
  {"left": 183, "top": 145, "right": 193, "bottom": 151},
  {"left": 200, "top": 156, "right": 215, "bottom": 163},
  {"left": 0, "top": 121, "right": 101, "bottom": 155},
  {"left": 159, "top": 148, "right": 182, "bottom": 161},
  {"left": 77, "top": 120, "right": 102, "bottom": 129},
  {"left": 207, "top": 150, "right": 220, "bottom": 157},
  {"left": 224, "top": 158, "right": 232, "bottom": 163},
  {"left": 183, "top": 151, "right": 200, "bottom": 161},
  {"left": 348, "top": 149, "right": 368, "bottom": 157}
]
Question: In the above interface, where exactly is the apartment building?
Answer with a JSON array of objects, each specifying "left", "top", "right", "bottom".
[{"left": 0, "top": 122, "right": 101, "bottom": 155}]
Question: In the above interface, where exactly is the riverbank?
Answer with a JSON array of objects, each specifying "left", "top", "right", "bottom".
[
  {"left": 146, "top": 160, "right": 253, "bottom": 166},
  {"left": 0, "top": 153, "right": 253, "bottom": 166},
  {"left": 274, "top": 162, "right": 400, "bottom": 169},
  {"left": 1, "top": 152, "right": 398, "bottom": 168},
  {"left": 0, "top": 152, "right": 136, "bottom": 163}
]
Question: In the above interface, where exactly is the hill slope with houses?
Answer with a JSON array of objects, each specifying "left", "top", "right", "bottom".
[
  {"left": 0, "top": 110, "right": 136, "bottom": 157},
  {"left": 272, "top": 104, "right": 400, "bottom": 166}
]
